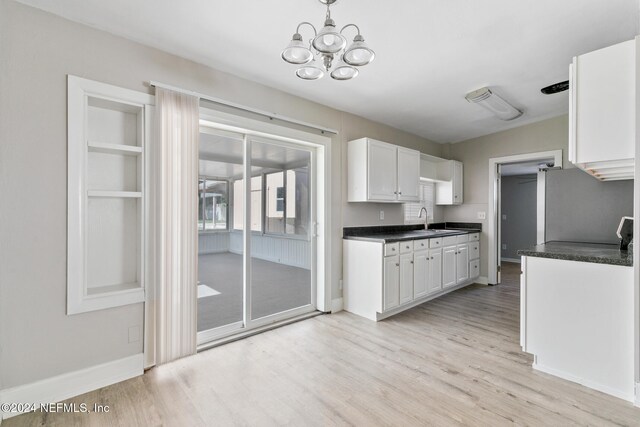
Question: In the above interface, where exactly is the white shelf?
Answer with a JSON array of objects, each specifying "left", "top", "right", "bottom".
[
  {"left": 88, "top": 141, "right": 143, "bottom": 156},
  {"left": 88, "top": 190, "right": 142, "bottom": 198}
]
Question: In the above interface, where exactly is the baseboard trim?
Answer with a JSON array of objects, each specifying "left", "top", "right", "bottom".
[
  {"left": 533, "top": 362, "right": 634, "bottom": 403},
  {"left": 476, "top": 276, "right": 489, "bottom": 285},
  {"left": 331, "top": 297, "right": 344, "bottom": 313},
  {"left": 501, "top": 257, "right": 521, "bottom": 264},
  {"left": 635, "top": 382, "right": 640, "bottom": 407},
  {"left": 0, "top": 354, "right": 143, "bottom": 420}
]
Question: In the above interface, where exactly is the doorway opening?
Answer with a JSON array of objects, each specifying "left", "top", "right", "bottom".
[
  {"left": 195, "top": 113, "right": 328, "bottom": 346},
  {"left": 488, "top": 150, "right": 563, "bottom": 284}
]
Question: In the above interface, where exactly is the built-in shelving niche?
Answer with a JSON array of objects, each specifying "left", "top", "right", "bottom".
[{"left": 67, "top": 76, "right": 154, "bottom": 314}]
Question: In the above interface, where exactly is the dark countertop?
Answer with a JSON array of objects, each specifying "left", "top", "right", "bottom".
[
  {"left": 343, "top": 224, "right": 480, "bottom": 243},
  {"left": 517, "top": 241, "right": 632, "bottom": 267}
]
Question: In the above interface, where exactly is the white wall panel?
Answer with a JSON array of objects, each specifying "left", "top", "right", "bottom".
[
  {"left": 230, "top": 231, "right": 310, "bottom": 269},
  {"left": 198, "top": 232, "right": 230, "bottom": 255}
]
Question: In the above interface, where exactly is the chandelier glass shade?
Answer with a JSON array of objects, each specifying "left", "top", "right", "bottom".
[{"left": 281, "top": 0, "right": 375, "bottom": 81}]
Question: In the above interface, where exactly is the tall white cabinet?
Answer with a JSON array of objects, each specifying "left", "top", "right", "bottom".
[
  {"left": 67, "top": 76, "right": 154, "bottom": 314},
  {"left": 348, "top": 138, "right": 421, "bottom": 202}
]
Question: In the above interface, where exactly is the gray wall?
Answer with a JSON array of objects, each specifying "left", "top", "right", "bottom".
[
  {"left": 441, "top": 115, "right": 570, "bottom": 277},
  {"left": 0, "top": 0, "right": 442, "bottom": 390},
  {"left": 500, "top": 175, "right": 537, "bottom": 259},
  {"left": 546, "top": 168, "right": 634, "bottom": 244}
]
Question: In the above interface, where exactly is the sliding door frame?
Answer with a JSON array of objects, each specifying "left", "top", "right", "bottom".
[{"left": 196, "top": 107, "right": 331, "bottom": 346}]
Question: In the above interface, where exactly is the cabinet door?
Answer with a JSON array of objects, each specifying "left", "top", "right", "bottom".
[
  {"left": 413, "top": 250, "right": 429, "bottom": 299},
  {"left": 399, "top": 253, "right": 414, "bottom": 305},
  {"left": 428, "top": 248, "right": 443, "bottom": 293},
  {"left": 368, "top": 140, "right": 398, "bottom": 201},
  {"left": 383, "top": 255, "right": 400, "bottom": 311},
  {"left": 397, "top": 147, "right": 420, "bottom": 201},
  {"left": 456, "top": 244, "right": 469, "bottom": 284},
  {"left": 573, "top": 40, "right": 635, "bottom": 165},
  {"left": 453, "top": 161, "right": 463, "bottom": 204},
  {"left": 442, "top": 246, "right": 457, "bottom": 288}
]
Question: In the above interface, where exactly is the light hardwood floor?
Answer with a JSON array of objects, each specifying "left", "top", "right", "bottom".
[{"left": 6, "top": 262, "right": 640, "bottom": 426}]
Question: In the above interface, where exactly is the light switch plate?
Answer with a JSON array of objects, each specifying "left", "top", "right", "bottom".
[
  {"left": 502, "top": 244, "right": 507, "bottom": 250},
  {"left": 477, "top": 211, "right": 486, "bottom": 220},
  {"left": 502, "top": 214, "right": 507, "bottom": 220},
  {"left": 379, "top": 210, "right": 384, "bottom": 220}
]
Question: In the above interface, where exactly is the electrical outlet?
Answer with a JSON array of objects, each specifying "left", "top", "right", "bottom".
[
  {"left": 502, "top": 214, "right": 507, "bottom": 220},
  {"left": 502, "top": 244, "right": 507, "bottom": 250},
  {"left": 477, "top": 211, "right": 486, "bottom": 220},
  {"left": 379, "top": 210, "right": 384, "bottom": 220},
  {"left": 128, "top": 325, "right": 141, "bottom": 343}
]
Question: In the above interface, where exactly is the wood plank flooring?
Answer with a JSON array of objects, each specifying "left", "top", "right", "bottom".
[{"left": 6, "top": 262, "right": 640, "bottom": 426}]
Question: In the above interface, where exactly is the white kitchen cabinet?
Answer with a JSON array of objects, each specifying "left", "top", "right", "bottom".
[
  {"left": 344, "top": 233, "right": 480, "bottom": 321},
  {"left": 456, "top": 244, "right": 469, "bottom": 284},
  {"left": 413, "top": 249, "right": 429, "bottom": 299},
  {"left": 348, "top": 138, "right": 421, "bottom": 202},
  {"left": 399, "top": 253, "right": 414, "bottom": 304},
  {"left": 427, "top": 248, "right": 443, "bottom": 294},
  {"left": 435, "top": 160, "right": 463, "bottom": 205},
  {"left": 397, "top": 147, "right": 421, "bottom": 201},
  {"left": 569, "top": 39, "right": 635, "bottom": 180},
  {"left": 442, "top": 245, "right": 457, "bottom": 288},
  {"left": 383, "top": 254, "right": 400, "bottom": 311}
]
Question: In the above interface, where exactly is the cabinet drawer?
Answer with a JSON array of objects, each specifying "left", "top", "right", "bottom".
[
  {"left": 384, "top": 242, "right": 399, "bottom": 256},
  {"left": 469, "top": 233, "right": 480, "bottom": 242},
  {"left": 400, "top": 241, "right": 414, "bottom": 254},
  {"left": 469, "top": 242, "right": 480, "bottom": 260},
  {"left": 456, "top": 234, "right": 469, "bottom": 243},
  {"left": 429, "top": 238, "right": 443, "bottom": 248},
  {"left": 443, "top": 236, "right": 457, "bottom": 246},
  {"left": 470, "top": 259, "right": 480, "bottom": 278},
  {"left": 414, "top": 239, "right": 429, "bottom": 250}
]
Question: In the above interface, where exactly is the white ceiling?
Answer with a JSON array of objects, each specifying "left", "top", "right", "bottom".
[{"left": 19, "top": 0, "right": 639, "bottom": 143}]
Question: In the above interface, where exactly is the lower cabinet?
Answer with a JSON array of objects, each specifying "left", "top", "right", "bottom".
[
  {"left": 344, "top": 232, "right": 481, "bottom": 321},
  {"left": 399, "top": 253, "right": 414, "bottom": 305},
  {"left": 383, "top": 255, "right": 400, "bottom": 311},
  {"left": 456, "top": 243, "right": 469, "bottom": 284},
  {"left": 414, "top": 248, "right": 443, "bottom": 299},
  {"left": 442, "top": 245, "right": 457, "bottom": 288}
]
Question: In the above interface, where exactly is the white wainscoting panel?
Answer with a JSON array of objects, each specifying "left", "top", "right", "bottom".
[
  {"left": 198, "top": 232, "right": 230, "bottom": 255},
  {"left": 229, "top": 231, "right": 310, "bottom": 269}
]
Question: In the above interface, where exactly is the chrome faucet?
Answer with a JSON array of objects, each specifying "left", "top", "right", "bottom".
[{"left": 418, "top": 207, "right": 428, "bottom": 227}]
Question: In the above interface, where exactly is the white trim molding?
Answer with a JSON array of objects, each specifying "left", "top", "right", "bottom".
[
  {"left": 533, "top": 362, "right": 635, "bottom": 403},
  {"left": 487, "top": 150, "right": 563, "bottom": 284},
  {"left": 331, "top": 297, "right": 344, "bottom": 313},
  {"left": 501, "top": 257, "right": 522, "bottom": 264},
  {"left": 0, "top": 354, "right": 143, "bottom": 420}
]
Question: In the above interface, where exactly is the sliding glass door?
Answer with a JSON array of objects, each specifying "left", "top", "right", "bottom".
[
  {"left": 250, "top": 138, "right": 313, "bottom": 321},
  {"left": 197, "top": 128, "right": 316, "bottom": 343}
]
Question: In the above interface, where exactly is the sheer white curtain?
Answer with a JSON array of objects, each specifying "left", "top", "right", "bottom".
[{"left": 155, "top": 88, "right": 199, "bottom": 364}]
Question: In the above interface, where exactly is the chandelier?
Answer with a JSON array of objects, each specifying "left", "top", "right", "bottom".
[{"left": 281, "top": 0, "right": 375, "bottom": 81}]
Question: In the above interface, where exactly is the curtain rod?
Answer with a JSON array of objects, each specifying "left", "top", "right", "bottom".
[{"left": 148, "top": 81, "right": 338, "bottom": 135}]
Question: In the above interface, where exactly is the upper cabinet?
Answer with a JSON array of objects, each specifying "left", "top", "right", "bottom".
[
  {"left": 569, "top": 39, "right": 635, "bottom": 180},
  {"left": 435, "top": 160, "right": 463, "bottom": 205},
  {"left": 348, "top": 138, "right": 420, "bottom": 203}
]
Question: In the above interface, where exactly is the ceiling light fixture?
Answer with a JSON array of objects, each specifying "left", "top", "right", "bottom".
[
  {"left": 465, "top": 87, "right": 523, "bottom": 121},
  {"left": 282, "top": 0, "right": 375, "bottom": 81}
]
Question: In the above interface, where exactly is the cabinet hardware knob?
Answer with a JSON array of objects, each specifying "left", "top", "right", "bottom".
[
  {"left": 410, "top": 261, "right": 414, "bottom": 264},
  {"left": 430, "top": 257, "right": 434, "bottom": 260},
  {"left": 399, "top": 192, "right": 402, "bottom": 195},
  {"left": 396, "top": 263, "right": 400, "bottom": 266}
]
